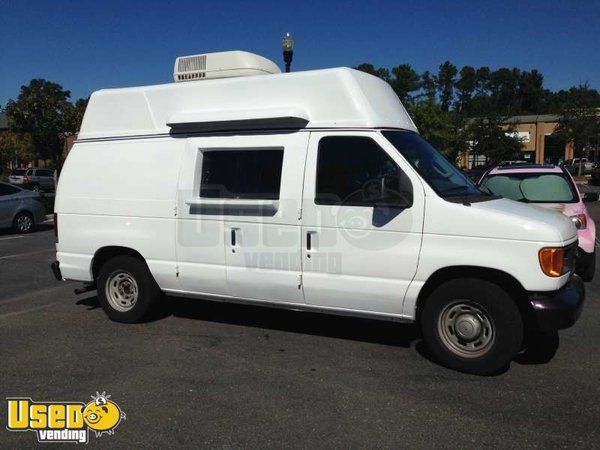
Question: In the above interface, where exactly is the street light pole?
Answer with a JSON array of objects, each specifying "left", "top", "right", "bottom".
[{"left": 282, "top": 32, "right": 294, "bottom": 73}]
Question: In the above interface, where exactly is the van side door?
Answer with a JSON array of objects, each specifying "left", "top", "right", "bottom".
[
  {"left": 300, "top": 131, "right": 425, "bottom": 316},
  {"left": 177, "top": 131, "right": 308, "bottom": 304}
]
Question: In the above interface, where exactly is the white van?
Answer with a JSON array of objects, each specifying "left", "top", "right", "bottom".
[{"left": 52, "top": 51, "right": 584, "bottom": 374}]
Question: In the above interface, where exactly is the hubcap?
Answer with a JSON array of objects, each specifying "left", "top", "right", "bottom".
[
  {"left": 16, "top": 215, "right": 32, "bottom": 232},
  {"left": 437, "top": 301, "right": 495, "bottom": 358},
  {"left": 105, "top": 271, "right": 139, "bottom": 312}
]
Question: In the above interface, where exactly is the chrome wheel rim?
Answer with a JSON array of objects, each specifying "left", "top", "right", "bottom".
[
  {"left": 105, "top": 271, "right": 139, "bottom": 312},
  {"left": 16, "top": 214, "right": 33, "bottom": 232},
  {"left": 437, "top": 301, "right": 495, "bottom": 358}
]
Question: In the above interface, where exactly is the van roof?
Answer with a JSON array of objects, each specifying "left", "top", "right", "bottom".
[{"left": 78, "top": 68, "right": 418, "bottom": 140}]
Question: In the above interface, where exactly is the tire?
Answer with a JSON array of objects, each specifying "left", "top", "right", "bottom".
[
  {"left": 421, "top": 278, "right": 523, "bottom": 375},
  {"left": 13, "top": 211, "right": 35, "bottom": 233},
  {"left": 518, "top": 331, "right": 559, "bottom": 364},
  {"left": 581, "top": 251, "right": 595, "bottom": 282},
  {"left": 31, "top": 184, "right": 40, "bottom": 192},
  {"left": 97, "top": 255, "right": 162, "bottom": 323}
]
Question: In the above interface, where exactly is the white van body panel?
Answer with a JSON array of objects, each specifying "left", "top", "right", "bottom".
[
  {"left": 78, "top": 68, "right": 417, "bottom": 140},
  {"left": 55, "top": 137, "right": 183, "bottom": 288}
]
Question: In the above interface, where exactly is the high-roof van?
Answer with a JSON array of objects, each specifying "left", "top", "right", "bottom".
[{"left": 52, "top": 51, "right": 585, "bottom": 374}]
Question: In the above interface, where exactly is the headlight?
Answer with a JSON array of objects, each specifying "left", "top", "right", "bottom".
[
  {"left": 569, "top": 214, "right": 587, "bottom": 230},
  {"left": 539, "top": 247, "right": 566, "bottom": 277}
]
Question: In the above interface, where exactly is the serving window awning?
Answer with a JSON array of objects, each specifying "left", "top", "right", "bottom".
[{"left": 166, "top": 106, "right": 310, "bottom": 132}]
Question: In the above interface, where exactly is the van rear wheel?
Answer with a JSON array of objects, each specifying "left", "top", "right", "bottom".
[
  {"left": 421, "top": 278, "right": 523, "bottom": 375},
  {"left": 97, "top": 255, "right": 162, "bottom": 323}
]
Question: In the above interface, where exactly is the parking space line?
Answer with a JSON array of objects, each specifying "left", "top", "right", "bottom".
[
  {"left": 0, "top": 302, "right": 59, "bottom": 320},
  {"left": 0, "top": 284, "right": 74, "bottom": 306},
  {"left": 0, "top": 236, "right": 24, "bottom": 241},
  {"left": 0, "top": 249, "right": 54, "bottom": 260}
]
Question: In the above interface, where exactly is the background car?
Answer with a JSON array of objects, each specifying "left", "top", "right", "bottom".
[
  {"left": 479, "top": 164, "right": 598, "bottom": 281},
  {"left": 0, "top": 182, "right": 46, "bottom": 233},
  {"left": 463, "top": 164, "right": 494, "bottom": 183},
  {"left": 498, "top": 160, "right": 529, "bottom": 166},
  {"left": 8, "top": 168, "right": 55, "bottom": 192},
  {"left": 590, "top": 164, "right": 600, "bottom": 185},
  {"left": 562, "top": 158, "right": 594, "bottom": 175}
]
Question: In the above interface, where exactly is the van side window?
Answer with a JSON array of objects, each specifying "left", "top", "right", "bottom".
[
  {"left": 315, "top": 136, "right": 413, "bottom": 207},
  {"left": 200, "top": 149, "right": 284, "bottom": 200}
]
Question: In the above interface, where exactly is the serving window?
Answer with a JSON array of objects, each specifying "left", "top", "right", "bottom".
[{"left": 199, "top": 149, "right": 284, "bottom": 200}]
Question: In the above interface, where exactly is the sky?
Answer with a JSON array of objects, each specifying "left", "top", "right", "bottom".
[{"left": 0, "top": 0, "right": 599, "bottom": 105}]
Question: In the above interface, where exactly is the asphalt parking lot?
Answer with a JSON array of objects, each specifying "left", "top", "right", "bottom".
[{"left": 1, "top": 190, "right": 599, "bottom": 448}]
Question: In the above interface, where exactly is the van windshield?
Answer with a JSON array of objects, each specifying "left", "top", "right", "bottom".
[{"left": 382, "top": 130, "right": 490, "bottom": 202}]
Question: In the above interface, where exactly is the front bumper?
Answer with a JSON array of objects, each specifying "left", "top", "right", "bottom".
[{"left": 529, "top": 276, "right": 585, "bottom": 332}]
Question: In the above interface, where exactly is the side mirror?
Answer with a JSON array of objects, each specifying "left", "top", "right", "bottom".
[{"left": 583, "top": 192, "right": 599, "bottom": 203}]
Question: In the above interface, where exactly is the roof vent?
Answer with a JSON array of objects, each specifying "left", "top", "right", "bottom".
[{"left": 173, "top": 50, "right": 281, "bottom": 82}]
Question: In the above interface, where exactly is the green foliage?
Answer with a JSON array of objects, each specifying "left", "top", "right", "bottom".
[
  {"left": 0, "top": 130, "right": 35, "bottom": 168},
  {"left": 411, "top": 102, "right": 467, "bottom": 161},
  {"left": 390, "top": 64, "right": 420, "bottom": 106},
  {"left": 554, "top": 84, "right": 600, "bottom": 156},
  {"left": 419, "top": 71, "right": 436, "bottom": 103},
  {"left": 437, "top": 61, "right": 457, "bottom": 111},
  {"left": 466, "top": 115, "right": 523, "bottom": 164},
  {"left": 356, "top": 60, "right": 600, "bottom": 165},
  {"left": 4, "top": 79, "right": 88, "bottom": 166},
  {"left": 455, "top": 66, "right": 476, "bottom": 113}
]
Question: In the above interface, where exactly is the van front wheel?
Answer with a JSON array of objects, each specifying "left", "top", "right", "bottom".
[
  {"left": 421, "top": 278, "right": 523, "bottom": 375},
  {"left": 97, "top": 255, "right": 162, "bottom": 323}
]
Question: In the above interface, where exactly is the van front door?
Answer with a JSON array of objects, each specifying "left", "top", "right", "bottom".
[{"left": 300, "top": 131, "right": 424, "bottom": 316}]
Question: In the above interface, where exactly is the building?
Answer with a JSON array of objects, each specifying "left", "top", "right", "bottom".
[{"left": 461, "top": 114, "right": 575, "bottom": 168}]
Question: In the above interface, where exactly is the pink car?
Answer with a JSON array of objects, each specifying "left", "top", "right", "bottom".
[{"left": 479, "top": 164, "right": 598, "bottom": 281}]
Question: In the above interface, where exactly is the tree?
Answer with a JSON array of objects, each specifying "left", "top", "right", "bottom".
[
  {"left": 418, "top": 71, "right": 437, "bottom": 103},
  {"left": 437, "top": 61, "right": 457, "bottom": 111},
  {"left": 0, "top": 131, "right": 35, "bottom": 168},
  {"left": 466, "top": 115, "right": 524, "bottom": 164},
  {"left": 354, "top": 63, "right": 391, "bottom": 83},
  {"left": 455, "top": 66, "right": 477, "bottom": 113},
  {"left": 411, "top": 102, "right": 468, "bottom": 161},
  {"left": 488, "top": 68, "right": 521, "bottom": 115},
  {"left": 5, "top": 79, "right": 74, "bottom": 166},
  {"left": 390, "top": 64, "right": 420, "bottom": 107},
  {"left": 518, "top": 70, "right": 544, "bottom": 114},
  {"left": 63, "top": 97, "right": 89, "bottom": 133},
  {"left": 554, "top": 84, "right": 600, "bottom": 171}
]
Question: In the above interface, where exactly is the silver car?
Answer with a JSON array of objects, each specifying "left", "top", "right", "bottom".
[
  {"left": 8, "top": 168, "right": 56, "bottom": 192},
  {"left": 0, "top": 182, "right": 46, "bottom": 232}
]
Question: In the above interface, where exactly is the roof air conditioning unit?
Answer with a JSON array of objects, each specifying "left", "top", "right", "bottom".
[{"left": 173, "top": 50, "right": 281, "bottom": 82}]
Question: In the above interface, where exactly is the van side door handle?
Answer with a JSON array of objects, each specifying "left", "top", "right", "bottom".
[
  {"left": 306, "top": 231, "right": 316, "bottom": 257},
  {"left": 231, "top": 229, "right": 237, "bottom": 247}
]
